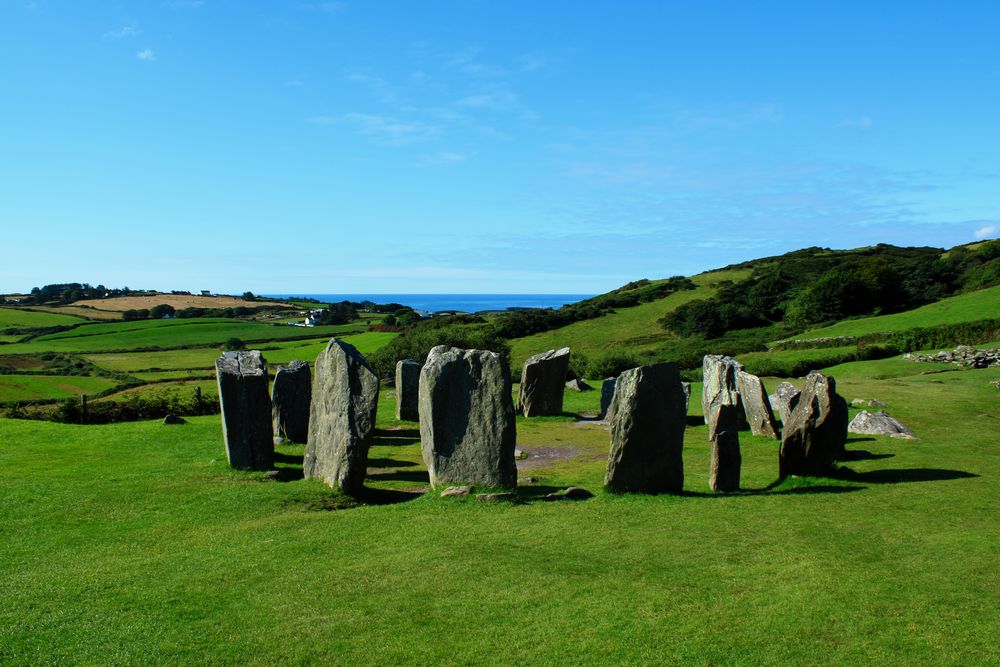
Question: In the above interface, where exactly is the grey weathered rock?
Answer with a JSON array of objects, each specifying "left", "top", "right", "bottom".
[
  {"left": 848, "top": 410, "right": 915, "bottom": 438},
  {"left": 271, "top": 359, "right": 311, "bottom": 443},
  {"left": 709, "top": 430, "right": 741, "bottom": 492},
  {"left": 565, "top": 378, "right": 593, "bottom": 391},
  {"left": 779, "top": 371, "right": 849, "bottom": 477},
  {"left": 418, "top": 345, "right": 517, "bottom": 489},
  {"left": 394, "top": 359, "right": 422, "bottom": 421},
  {"left": 440, "top": 485, "right": 472, "bottom": 497},
  {"left": 772, "top": 381, "right": 802, "bottom": 424},
  {"left": 544, "top": 486, "right": 594, "bottom": 501},
  {"left": 163, "top": 413, "right": 186, "bottom": 425},
  {"left": 681, "top": 382, "right": 691, "bottom": 413},
  {"left": 216, "top": 350, "right": 274, "bottom": 470},
  {"left": 599, "top": 377, "right": 617, "bottom": 420},
  {"left": 477, "top": 492, "right": 518, "bottom": 503},
  {"left": 518, "top": 347, "right": 571, "bottom": 416},
  {"left": 304, "top": 339, "right": 380, "bottom": 493},
  {"left": 735, "top": 370, "right": 780, "bottom": 439},
  {"left": 604, "top": 362, "right": 687, "bottom": 494},
  {"left": 702, "top": 355, "right": 748, "bottom": 439}
]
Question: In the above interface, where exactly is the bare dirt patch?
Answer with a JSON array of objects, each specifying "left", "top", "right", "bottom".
[
  {"left": 71, "top": 294, "right": 288, "bottom": 312},
  {"left": 516, "top": 445, "right": 582, "bottom": 469}
]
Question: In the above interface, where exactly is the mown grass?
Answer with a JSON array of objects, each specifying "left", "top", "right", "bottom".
[
  {"left": 0, "top": 307, "right": 87, "bottom": 329},
  {"left": 0, "top": 319, "right": 366, "bottom": 355},
  {"left": 0, "top": 374, "right": 119, "bottom": 402},
  {"left": 794, "top": 284, "right": 1000, "bottom": 340},
  {"left": 2, "top": 354, "right": 997, "bottom": 663},
  {"left": 510, "top": 269, "right": 752, "bottom": 368}
]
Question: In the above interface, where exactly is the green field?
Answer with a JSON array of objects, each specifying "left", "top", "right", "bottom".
[
  {"left": 792, "top": 284, "right": 1000, "bottom": 340},
  {"left": 2, "top": 354, "right": 998, "bottom": 663},
  {"left": 0, "top": 374, "right": 119, "bottom": 403},
  {"left": 0, "top": 307, "right": 87, "bottom": 329},
  {"left": 511, "top": 269, "right": 751, "bottom": 368},
  {"left": 0, "top": 319, "right": 366, "bottom": 355}
]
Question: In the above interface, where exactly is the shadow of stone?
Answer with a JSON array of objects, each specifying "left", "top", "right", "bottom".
[
  {"left": 366, "top": 469, "right": 429, "bottom": 483},
  {"left": 686, "top": 415, "right": 706, "bottom": 426},
  {"left": 355, "top": 486, "right": 425, "bottom": 505},
  {"left": 516, "top": 485, "right": 566, "bottom": 499},
  {"left": 373, "top": 435, "right": 421, "bottom": 447},
  {"left": 273, "top": 451, "right": 303, "bottom": 465},
  {"left": 834, "top": 467, "right": 979, "bottom": 484},
  {"left": 846, "top": 436, "right": 877, "bottom": 445},
  {"left": 682, "top": 484, "right": 865, "bottom": 498},
  {"left": 271, "top": 467, "right": 304, "bottom": 482},
  {"left": 840, "top": 450, "right": 895, "bottom": 461},
  {"left": 367, "top": 457, "right": 418, "bottom": 468},
  {"left": 374, "top": 427, "right": 420, "bottom": 438}
]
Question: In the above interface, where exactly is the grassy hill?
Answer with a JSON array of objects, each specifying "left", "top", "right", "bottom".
[{"left": 1, "top": 353, "right": 998, "bottom": 663}]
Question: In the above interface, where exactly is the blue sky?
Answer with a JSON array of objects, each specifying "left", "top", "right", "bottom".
[{"left": 2, "top": 1, "right": 999, "bottom": 294}]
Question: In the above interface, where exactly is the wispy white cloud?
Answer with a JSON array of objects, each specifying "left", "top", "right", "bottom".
[
  {"left": 974, "top": 224, "right": 997, "bottom": 239},
  {"left": 102, "top": 24, "right": 139, "bottom": 40},
  {"left": 136, "top": 48, "right": 156, "bottom": 62},
  {"left": 309, "top": 113, "right": 440, "bottom": 144},
  {"left": 840, "top": 115, "right": 874, "bottom": 129}
]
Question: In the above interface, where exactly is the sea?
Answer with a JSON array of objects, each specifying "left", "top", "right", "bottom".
[{"left": 264, "top": 294, "right": 595, "bottom": 314}]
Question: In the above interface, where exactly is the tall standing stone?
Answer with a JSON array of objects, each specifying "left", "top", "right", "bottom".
[
  {"left": 779, "top": 371, "right": 849, "bottom": 478},
  {"left": 771, "top": 382, "right": 802, "bottom": 424},
  {"left": 304, "top": 339, "right": 380, "bottom": 493},
  {"left": 709, "top": 430, "right": 741, "bottom": 492},
  {"left": 702, "top": 355, "right": 748, "bottom": 439},
  {"left": 735, "top": 370, "right": 780, "bottom": 439},
  {"left": 418, "top": 345, "right": 517, "bottom": 489},
  {"left": 271, "top": 360, "right": 311, "bottom": 443},
  {"left": 216, "top": 350, "right": 274, "bottom": 470},
  {"left": 518, "top": 347, "right": 571, "bottom": 417},
  {"left": 604, "top": 362, "right": 686, "bottom": 494},
  {"left": 395, "top": 359, "right": 421, "bottom": 421},
  {"left": 599, "top": 377, "right": 617, "bottom": 420},
  {"left": 681, "top": 382, "right": 692, "bottom": 413}
]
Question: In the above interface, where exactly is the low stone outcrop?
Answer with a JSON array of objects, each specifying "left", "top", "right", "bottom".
[
  {"left": 604, "top": 362, "right": 687, "bottom": 494},
  {"left": 848, "top": 410, "right": 915, "bottom": 438},
  {"left": 905, "top": 345, "right": 1000, "bottom": 368},
  {"left": 304, "top": 339, "right": 380, "bottom": 493},
  {"left": 418, "top": 346, "right": 517, "bottom": 489},
  {"left": 271, "top": 359, "right": 311, "bottom": 443},
  {"left": 565, "top": 378, "right": 592, "bottom": 391},
  {"left": 216, "top": 350, "right": 274, "bottom": 470},
  {"left": 518, "top": 347, "right": 571, "bottom": 416}
]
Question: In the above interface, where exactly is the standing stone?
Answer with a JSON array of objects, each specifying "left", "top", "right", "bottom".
[
  {"left": 604, "top": 362, "right": 686, "bottom": 494},
  {"left": 216, "top": 350, "right": 274, "bottom": 470},
  {"left": 681, "top": 382, "right": 692, "bottom": 413},
  {"left": 772, "top": 382, "right": 802, "bottom": 424},
  {"left": 395, "top": 359, "right": 421, "bottom": 421},
  {"left": 702, "top": 355, "right": 748, "bottom": 439},
  {"left": 271, "top": 360, "right": 311, "bottom": 443},
  {"left": 599, "top": 377, "right": 617, "bottom": 420},
  {"left": 518, "top": 347, "right": 571, "bottom": 416},
  {"left": 779, "top": 371, "right": 849, "bottom": 478},
  {"left": 304, "top": 339, "right": 380, "bottom": 493},
  {"left": 709, "top": 430, "right": 741, "bottom": 492},
  {"left": 735, "top": 370, "right": 780, "bottom": 439},
  {"left": 418, "top": 345, "right": 517, "bottom": 489}
]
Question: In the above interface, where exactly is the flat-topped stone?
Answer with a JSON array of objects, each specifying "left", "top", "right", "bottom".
[
  {"left": 518, "top": 347, "right": 571, "bottom": 416},
  {"left": 271, "top": 359, "right": 311, "bottom": 444},
  {"left": 216, "top": 350, "right": 274, "bottom": 470},
  {"left": 394, "top": 359, "right": 422, "bottom": 421}
]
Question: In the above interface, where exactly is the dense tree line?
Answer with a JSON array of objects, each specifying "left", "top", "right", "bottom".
[
  {"left": 661, "top": 241, "right": 1000, "bottom": 338},
  {"left": 20, "top": 283, "right": 136, "bottom": 305}
]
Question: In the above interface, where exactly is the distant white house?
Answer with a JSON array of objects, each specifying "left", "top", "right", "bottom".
[{"left": 304, "top": 309, "right": 324, "bottom": 326}]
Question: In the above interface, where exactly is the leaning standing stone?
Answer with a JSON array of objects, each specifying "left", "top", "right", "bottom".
[
  {"left": 216, "top": 350, "right": 274, "bottom": 470},
  {"left": 304, "top": 339, "right": 380, "bottom": 493},
  {"left": 271, "top": 359, "right": 311, "bottom": 443},
  {"left": 599, "top": 377, "right": 617, "bottom": 420},
  {"left": 395, "top": 359, "right": 422, "bottom": 421},
  {"left": 772, "top": 381, "right": 801, "bottom": 424},
  {"left": 702, "top": 355, "right": 748, "bottom": 439},
  {"left": 779, "top": 371, "right": 849, "bottom": 477},
  {"left": 735, "top": 370, "right": 780, "bottom": 439},
  {"left": 518, "top": 347, "right": 571, "bottom": 416},
  {"left": 709, "top": 430, "right": 741, "bottom": 491},
  {"left": 419, "top": 345, "right": 517, "bottom": 489},
  {"left": 604, "top": 362, "right": 687, "bottom": 494}
]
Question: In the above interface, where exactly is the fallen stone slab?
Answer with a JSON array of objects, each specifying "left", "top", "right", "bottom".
[
  {"left": 544, "top": 486, "right": 594, "bottom": 501},
  {"left": 565, "top": 378, "right": 593, "bottom": 391},
  {"left": 477, "top": 492, "right": 518, "bottom": 503},
  {"left": 440, "top": 485, "right": 472, "bottom": 497},
  {"left": 848, "top": 410, "right": 915, "bottom": 438}
]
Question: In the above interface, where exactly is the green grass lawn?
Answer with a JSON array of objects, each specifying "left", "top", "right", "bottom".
[
  {"left": 0, "top": 307, "right": 87, "bottom": 329},
  {"left": 510, "top": 269, "right": 751, "bottom": 368},
  {"left": 0, "top": 374, "right": 119, "bottom": 403},
  {"left": 793, "top": 284, "right": 1000, "bottom": 340},
  {"left": 2, "top": 354, "right": 997, "bottom": 663},
  {"left": 0, "top": 319, "right": 367, "bottom": 355}
]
